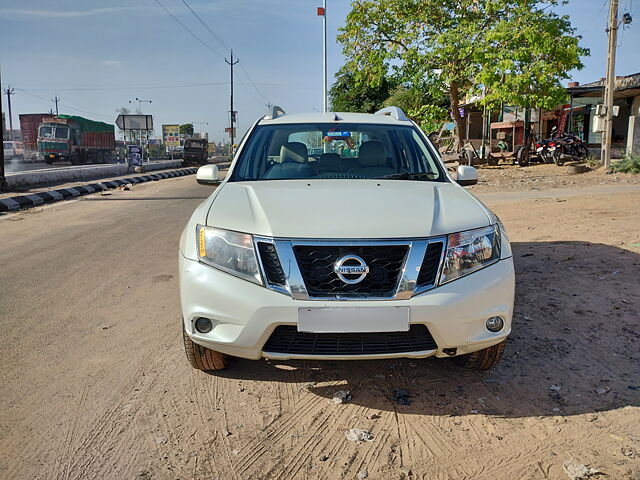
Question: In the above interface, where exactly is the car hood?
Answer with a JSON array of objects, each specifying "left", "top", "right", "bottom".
[{"left": 207, "top": 180, "right": 492, "bottom": 238}]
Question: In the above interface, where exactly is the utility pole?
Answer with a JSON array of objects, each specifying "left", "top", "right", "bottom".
[
  {"left": 0, "top": 69, "right": 7, "bottom": 191},
  {"left": 3, "top": 84, "right": 15, "bottom": 141},
  {"left": 602, "top": 0, "right": 619, "bottom": 169},
  {"left": 51, "top": 94, "right": 60, "bottom": 115},
  {"left": 225, "top": 50, "right": 239, "bottom": 155}
]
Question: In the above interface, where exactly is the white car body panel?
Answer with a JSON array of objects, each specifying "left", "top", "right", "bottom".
[{"left": 206, "top": 180, "right": 491, "bottom": 239}]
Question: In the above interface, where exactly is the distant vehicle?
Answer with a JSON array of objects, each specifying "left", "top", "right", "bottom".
[
  {"left": 167, "top": 145, "right": 184, "bottom": 159},
  {"left": 183, "top": 138, "right": 209, "bottom": 165},
  {"left": 37, "top": 115, "right": 116, "bottom": 164},
  {"left": 3, "top": 141, "right": 25, "bottom": 161}
]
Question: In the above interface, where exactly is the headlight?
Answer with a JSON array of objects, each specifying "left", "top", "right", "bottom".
[
  {"left": 196, "top": 225, "right": 262, "bottom": 284},
  {"left": 440, "top": 224, "right": 501, "bottom": 284}
]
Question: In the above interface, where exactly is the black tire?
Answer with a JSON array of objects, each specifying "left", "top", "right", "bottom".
[
  {"left": 454, "top": 340, "right": 506, "bottom": 370},
  {"left": 552, "top": 150, "right": 565, "bottom": 166},
  {"left": 516, "top": 147, "right": 530, "bottom": 167},
  {"left": 182, "top": 323, "right": 226, "bottom": 371}
]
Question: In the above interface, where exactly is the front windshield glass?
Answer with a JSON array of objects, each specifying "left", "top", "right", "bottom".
[
  {"left": 229, "top": 123, "right": 445, "bottom": 181},
  {"left": 39, "top": 126, "right": 53, "bottom": 138},
  {"left": 54, "top": 127, "right": 69, "bottom": 139},
  {"left": 185, "top": 141, "right": 204, "bottom": 149}
]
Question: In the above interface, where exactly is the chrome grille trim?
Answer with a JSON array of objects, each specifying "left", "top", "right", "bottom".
[{"left": 255, "top": 236, "right": 447, "bottom": 301}]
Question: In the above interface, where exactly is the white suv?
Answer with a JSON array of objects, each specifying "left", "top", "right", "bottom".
[{"left": 179, "top": 107, "right": 514, "bottom": 372}]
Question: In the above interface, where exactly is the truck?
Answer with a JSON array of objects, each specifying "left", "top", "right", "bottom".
[
  {"left": 19, "top": 113, "right": 49, "bottom": 159},
  {"left": 37, "top": 115, "right": 116, "bottom": 164},
  {"left": 182, "top": 138, "right": 209, "bottom": 165}
]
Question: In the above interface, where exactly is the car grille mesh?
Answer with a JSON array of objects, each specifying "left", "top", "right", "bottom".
[
  {"left": 257, "top": 242, "right": 286, "bottom": 286},
  {"left": 263, "top": 324, "right": 437, "bottom": 355},
  {"left": 416, "top": 242, "right": 444, "bottom": 287},
  {"left": 293, "top": 245, "right": 408, "bottom": 298}
]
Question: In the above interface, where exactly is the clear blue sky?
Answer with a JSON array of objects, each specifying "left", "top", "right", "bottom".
[{"left": 1, "top": 0, "right": 638, "bottom": 143}]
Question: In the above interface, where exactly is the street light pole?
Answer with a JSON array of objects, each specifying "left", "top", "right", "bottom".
[{"left": 602, "top": 0, "right": 619, "bottom": 169}]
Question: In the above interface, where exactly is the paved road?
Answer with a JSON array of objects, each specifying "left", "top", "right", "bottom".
[{"left": 1, "top": 176, "right": 638, "bottom": 479}]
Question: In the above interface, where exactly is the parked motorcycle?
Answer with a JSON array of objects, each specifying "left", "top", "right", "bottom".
[{"left": 543, "top": 128, "right": 589, "bottom": 166}]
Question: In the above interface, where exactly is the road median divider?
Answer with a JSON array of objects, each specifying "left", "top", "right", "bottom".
[{"left": 0, "top": 168, "right": 198, "bottom": 213}]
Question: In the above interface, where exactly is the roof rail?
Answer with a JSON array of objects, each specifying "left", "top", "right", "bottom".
[
  {"left": 264, "top": 105, "right": 286, "bottom": 120},
  {"left": 374, "top": 106, "right": 409, "bottom": 121}
]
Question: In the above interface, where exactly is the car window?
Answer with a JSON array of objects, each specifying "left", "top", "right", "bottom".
[{"left": 230, "top": 123, "right": 444, "bottom": 182}]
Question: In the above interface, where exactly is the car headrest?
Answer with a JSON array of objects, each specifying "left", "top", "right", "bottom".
[
  {"left": 318, "top": 153, "right": 341, "bottom": 170},
  {"left": 358, "top": 141, "right": 386, "bottom": 167},
  {"left": 280, "top": 142, "right": 309, "bottom": 164}
]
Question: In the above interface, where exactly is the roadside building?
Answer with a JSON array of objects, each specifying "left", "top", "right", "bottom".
[{"left": 455, "top": 72, "right": 640, "bottom": 157}]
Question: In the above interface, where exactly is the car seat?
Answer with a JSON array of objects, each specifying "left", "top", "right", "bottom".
[
  {"left": 349, "top": 141, "right": 396, "bottom": 177},
  {"left": 263, "top": 142, "right": 316, "bottom": 179}
]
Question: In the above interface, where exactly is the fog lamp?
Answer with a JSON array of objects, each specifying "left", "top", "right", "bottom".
[
  {"left": 486, "top": 316, "right": 504, "bottom": 333},
  {"left": 194, "top": 317, "right": 213, "bottom": 333}
]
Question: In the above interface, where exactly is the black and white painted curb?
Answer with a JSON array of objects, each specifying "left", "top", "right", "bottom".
[{"left": 0, "top": 168, "right": 198, "bottom": 213}]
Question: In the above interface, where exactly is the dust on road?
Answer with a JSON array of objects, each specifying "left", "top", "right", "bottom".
[{"left": 0, "top": 172, "right": 638, "bottom": 480}]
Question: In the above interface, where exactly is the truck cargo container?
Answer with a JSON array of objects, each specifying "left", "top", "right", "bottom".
[
  {"left": 37, "top": 115, "right": 116, "bottom": 164},
  {"left": 19, "top": 113, "right": 49, "bottom": 152}
]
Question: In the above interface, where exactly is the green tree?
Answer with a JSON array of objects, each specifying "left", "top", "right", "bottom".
[
  {"left": 180, "top": 123, "right": 194, "bottom": 136},
  {"left": 338, "top": 0, "right": 588, "bottom": 150},
  {"left": 383, "top": 86, "right": 449, "bottom": 134},
  {"left": 329, "top": 69, "right": 397, "bottom": 113}
]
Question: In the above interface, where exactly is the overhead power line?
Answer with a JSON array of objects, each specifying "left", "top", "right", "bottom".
[
  {"left": 181, "top": 0, "right": 232, "bottom": 52},
  {"left": 179, "top": 0, "right": 271, "bottom": 104},
  {"left": 153, "top": 0, "right": 225, "bottom": 59},
  {"left": 15, "top": 89, "right": 113, "bottom": 120}
]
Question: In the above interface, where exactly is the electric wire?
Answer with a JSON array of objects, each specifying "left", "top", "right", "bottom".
[
  {"left": 179, "top": 0, "right": 271, "bottom": 104},
  {"left": 15, "top": 89, "right": 114, "bottom": 120},
  {"left": 181, "top": 0, "right": 232, "bottom": 52},
  {"left": 152, "top": 0, "right": 226, "bottom": 59}
]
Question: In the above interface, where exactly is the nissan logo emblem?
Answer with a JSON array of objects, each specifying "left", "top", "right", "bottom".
[{"left": 334, "top": 255, "right": 370, "bottom": 284}]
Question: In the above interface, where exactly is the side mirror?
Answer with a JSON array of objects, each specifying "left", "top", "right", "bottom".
[
  {"left": 456, "top": 165, "right": 478, "bottom": 186},
  {"left": 196, "top": 164, "right": 222, "bottom": 185}
]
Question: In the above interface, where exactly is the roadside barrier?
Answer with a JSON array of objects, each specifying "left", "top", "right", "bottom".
[{"left": 0, "top": 168, "right": 197, "bottom": 213}]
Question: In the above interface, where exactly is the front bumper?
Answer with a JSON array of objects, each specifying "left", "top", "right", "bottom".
[{"left": 179, "top": 255, "right": 515, "bottom": 360}]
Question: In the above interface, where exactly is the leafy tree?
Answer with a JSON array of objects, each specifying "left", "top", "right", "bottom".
[
  {"left": 180, "top": 123, "right": 194, "bottom": 136},
  {"left": 329, "top": 69, "right": 397, "bottom": 113},
  {"left": 338, "top": 0, "right": 588, "bottom": 150},
  {"left": 383, "top": 86, "right": 449, "bottom": 134}
]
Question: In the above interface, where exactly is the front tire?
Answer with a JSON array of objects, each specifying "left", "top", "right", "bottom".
[
  {"left": 454, "top": 340, "right": 506, "bottom": 370},
  {"left": 182, "top": 324, "right": 226, "bottom": 371}
]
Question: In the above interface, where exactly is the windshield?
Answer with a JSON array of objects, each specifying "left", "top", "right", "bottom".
[
  {"left": 54, "top": 127, "right": 69, "bottom": 139},
  {"left": 229, "top": 123, "right": 445, "bottom": 182},
  {"left": 185, "top": 141, "right": 204, "bottom": 149},
  {"left": 39, "top": 126, "right": 53, "bottom": 138}
]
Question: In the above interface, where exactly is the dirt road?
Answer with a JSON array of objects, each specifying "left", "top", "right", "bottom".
[{"left": 1, "top": 174, "right": 639, "bottom": 480}]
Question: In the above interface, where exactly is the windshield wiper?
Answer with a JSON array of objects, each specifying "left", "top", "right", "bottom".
[{"left": 374, "top": 172, "right": 438, "bottom": 181}]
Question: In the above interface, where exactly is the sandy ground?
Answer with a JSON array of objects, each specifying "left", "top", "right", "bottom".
[{"left": 0, "top": 171, "right": 639, "bottom": 480}]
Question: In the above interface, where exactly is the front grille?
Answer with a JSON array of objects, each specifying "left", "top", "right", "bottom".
[
  {"left": 416, "top": 242, "right": 444, "bottom": 287},
  {"left": 263, "top": 324, "right": 437, "bottom": 355},
  {"left": 293, "top": 245, "right": 408, "bottom": 298},
  {"left": 257, "top": 242, "right": 286, "bottom": 286}
]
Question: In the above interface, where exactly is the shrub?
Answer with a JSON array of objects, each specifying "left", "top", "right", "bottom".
[{"left": 610, "top": 154, "right": 640, "bottom": 174}]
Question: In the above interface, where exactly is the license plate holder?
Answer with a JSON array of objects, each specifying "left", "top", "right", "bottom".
[{"left": 297, "top": 307, "right": 409, "bottom": 333}]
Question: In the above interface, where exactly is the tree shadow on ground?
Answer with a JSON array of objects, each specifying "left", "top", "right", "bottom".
[{"left": 212, "top": 241, "right": 640, "bottom": 418}]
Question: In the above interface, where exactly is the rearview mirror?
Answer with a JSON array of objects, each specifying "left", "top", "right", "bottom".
[
  {"left": 456, "top": 165, "right": 478, "bottom": 186},
  {"left": 196, "top": 164, "right": 222, "bottom": 185}
]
